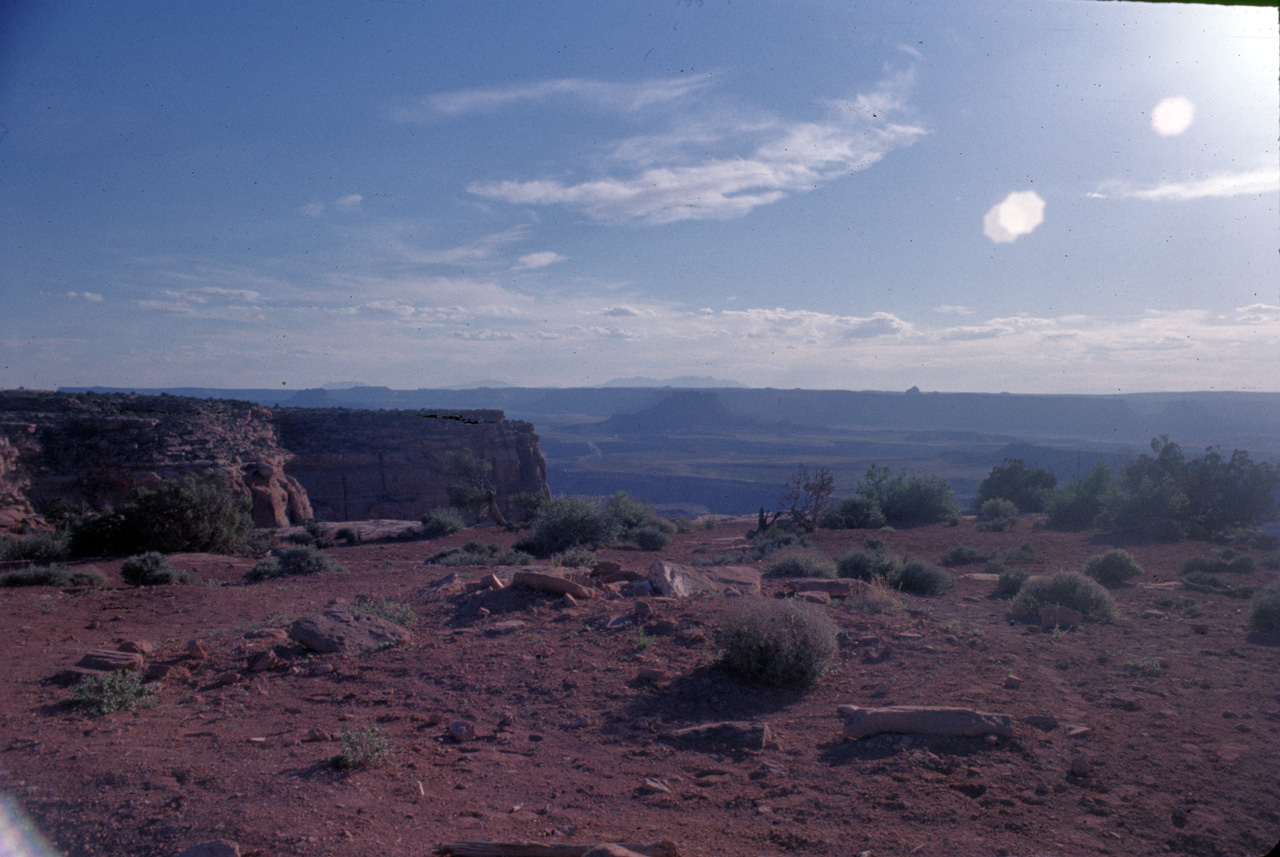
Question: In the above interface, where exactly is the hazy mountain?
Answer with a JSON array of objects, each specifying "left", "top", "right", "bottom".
[{"left": 602, "top": 376, "right": 747, "bottom": 388}]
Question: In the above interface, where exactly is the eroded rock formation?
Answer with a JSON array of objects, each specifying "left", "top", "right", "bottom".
[
  {"left": 275, "top": 408, "right": 549, "bottom": 522},
  {"left": 0, "top": 391, "right": 550, "bottom": 532},
  {"left": 0, "top": 391, "right": 311, "bottom": 530}
]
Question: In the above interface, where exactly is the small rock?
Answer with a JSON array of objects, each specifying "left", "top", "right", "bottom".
[
  {"left": 175, "top": 840, "right": 241, "bottom": 857},
  {"left": 1003, "top": 674, "right": 1024, "bottom": 690},
  {"left": 186, "top": 640, "right": 206, "bottom": 661},
  {"left": 486, "top": 620, "right": 526, "bottom": 636},
  {"left": 635, "top": 667, "right": 667, "bottom": 683},
  {"left": 303, "top": 727, "right": 334, "bottom": 742},
  {"left": 118, "top": 640, "right": 154, "bottom": 656},
  {"left": 983, "top": 734, "right": 1000, "bottom": 745},
  {"left": 248, "top": 650, "right": 280, "bottom": 672},
  {"left": 633, "top": 600, "right": 654, "bottom": 619},
  {"left": 449, "top": 720, "right": 476, "bottom": 743},
  {"left": 1021, "top": 714, "right": 1059, "bottom": 732},
  {"left": 558, "top": 593, "right": 578, "bottom": 608},
  {"left": 638, "top": 777, "right": 671, "bottom": 795},
  {"left": 212, "top": 672, "right": 242, "bottom": 688},
  {"left": 86, "top": 621, "right": 101, "bottom": 630},
  {"left": 1069, "top": 753, "right": 1090, "bottom": 777},
  {"left": 604, "top": 615, "right": 633, "bottom": 630},
  {"left": 479, "top": 572, "right": 505, "bottom": 591},
  {"left": 1065, "top": 725, "right": 1091, "bottom": 739},
  {"left": 618, "top": 580, "right": 654, "bottom": 598},
  {"left": 311, "top": 662, "right": 335, "bottom": 676}
]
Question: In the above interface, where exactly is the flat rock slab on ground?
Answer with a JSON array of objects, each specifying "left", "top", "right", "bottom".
[
  {"left": 511, "top": 569, "right": 593, "bottom": 600},
  {"left": 647, "top": 561, "right": 761, "bottom": 597},
  {"left": 839, "top": 705, "right": 1014, "bottom": 739},
  {"left": 662, "top": 720, "right": 775, "bottom": 750},
  {"left": 784, "top": 578, "right": 864, "bottom": 597},
  {"left": 75, "top": 649, "right": 145, "bottom": 672},
  {"left": 288, "top": 610, "right": 412, "bottom": 655}
]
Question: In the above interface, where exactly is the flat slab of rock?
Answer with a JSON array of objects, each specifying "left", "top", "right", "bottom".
[
  {"left": 647, "top": 561, "right": 761, "bottom": 598},
  {"left": 839, "top": 705, "right": 1014, "bottom": 740},
  {"left": 76, "top": 649, "right": 145, "bottom": 673},
  {"left": 511, "top": 570, "right": 593, "bottom": 600},
  {"left": 784, "top": 578, "right": 862, "bottom": 597},
  {"left": 662, "top": 720, "right": 774, "bottom": 750},
  {"left": 288, "top": 610, "right": 411, "bottom": 655}
]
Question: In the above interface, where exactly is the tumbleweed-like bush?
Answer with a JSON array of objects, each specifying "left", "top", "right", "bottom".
[{"left": 718, "top": 597, "right": 838, "bottom": 686}]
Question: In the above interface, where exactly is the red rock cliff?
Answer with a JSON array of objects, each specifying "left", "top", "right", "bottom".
[{"left": 274, "top": 408, "right": 549, "bottom": 522}]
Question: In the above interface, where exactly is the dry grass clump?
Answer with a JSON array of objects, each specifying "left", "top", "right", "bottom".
[
  {"left": 1, "top": 565, "right": 106, "bottom": 588},
  {"left": 763, "top": 548, "right": 837, "bottom": 579},
  {"left": 245, "top": 546, "right": 347, "bottom": 582},
  {"left": 121, "top": 552, "right": 194, "bottom": 586}
]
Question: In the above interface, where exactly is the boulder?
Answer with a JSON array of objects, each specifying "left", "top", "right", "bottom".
[
  {"left": 511, "top": 570, "right": 592, "bottom": 600},
  {"left": 647, "top": 561, "right": 761, "bottom": 598},
  {"left": 838, "top": 705, "right": 1014, "bottom": 740},
  {"left": 288, "top": 610, "right": 412, "bottom": 655}
]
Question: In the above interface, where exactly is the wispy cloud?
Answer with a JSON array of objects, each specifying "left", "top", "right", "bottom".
[
  {"left": 335, "top": 193, "right": 364, "bottom": 211},
  {"left": 1098, "top": 168, "right": 1280, "bottom": 202},
  {"left": 467, "top": 70, "right": 926, "bottom": 225},
  {"left": 512, "top": 251, "right": 566, "bottom": 271},
  {"left": 66, "top": 291, "right": 103, "bottom": 302},
  {"left": 933, "top": 305, "right": 973, "bottom": 316},
  {"left": 395, "top": 76, "right": 714, "bottom": 121}
]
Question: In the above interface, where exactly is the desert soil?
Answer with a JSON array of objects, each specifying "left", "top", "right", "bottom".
[{"left": 1, "top": 518, "right": 1278, "bottom": 857}]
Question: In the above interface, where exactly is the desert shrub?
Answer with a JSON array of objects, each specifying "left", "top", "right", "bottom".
[
  {"left": 283, "top": 529, "right": 316, "bottom": 546},
  {"left": 553, "top": 546, "right": 598, "bottom": 568},
  {"left": 979, "top": 498, "right": 1019, "bottom": 522},
  {"left": 428, "top": 540, "right": 534, "bottom": 567},
  {"left": 68, "top": 670, "right": 152, "bottom": 717},
  {"left": 939, "top": 544, "right": 990, "bottom": 567},
  {"left": 1181, "top": 550, "right": 1255, "bottom": 576},
  {"left": 977, "top": 517, "right": 1014, "bottom": 533},
  {"left": 850, "top": 579, "right": 904, "bottom": 614},
  {"left": 751, "top": 525, "right": 812, "bottom": 557},
  {"left": 993, "top": 567, "right": 1030, "bottom": 599},
  {"left": 820, "top": 495, "right": 887, "bottom": 530},
  {"left": 717, "top": 598, "right": 837, "bottom": 686},
  {"left": 514, "top": 498, "right": 613, "bottom": 558},
  {"left": 0, "top": 531, "right": 71, "bottom": 562},
  {"left": 334, "top": 525, "right": 360, "bottom": 543},
  {"left": 120, "top": 552, "right": 194, "bottom": 586},
  {"left": 1083, "top": 550, "right": 1143, "bottom": 586},
  {"left": 1046, "top": 462, "right": 1115, "bottom": 531},
  {"left": 856, "top": 465, "right": 958, "bottom": 527},
  {"left": 1004, "top": 542, "right": 1044, "bottom": 564},
  {"left": 835, "top": 548, "right": 898, "bottom": 582},
  {"left": 864, "top": 536, "right": 887, "bottom": 551},
  {"left": 1, "top": 565, "right": 106, "bottom": 588},
  {"left": 421, "top": 507, "right": 465, "bottom": 539},
  {"left": 1124, "top": 657, "right": 1163, "bottom": 677},
  {"left": 631, "top": 525, "right": 670, "bottom": 551},
  {"left": 604, "top": 491, "right": 654, "bottom": 534},
  {"left": 1008, "top": 571, "right": 1119, "bottom": 623},
  {"left": 507, "top": 491, "right": 549, "bottom": 523},
  {"left": 351, "top": 597, "right": 418, "bottom": 628},
  {"left": 333, "top": 726, "right": 392, "bottom": 771},
  {"left": 1246, "top": 580, "right": 1280, "bottom": 633},
  {"left": 67, "top": 473, "right": 251, "bottom": 556},
  {"left": 976, "top": 459, "right": 1057, "bottom": 513},
  {"left": 244, "top": 546, "right": 346, "bottom": 582},
  {"left": 889, "top": 558, "right": 954, "bottom": 596},
  {"left": 763, "top": 548, "right": 837, "bottom": 579}
]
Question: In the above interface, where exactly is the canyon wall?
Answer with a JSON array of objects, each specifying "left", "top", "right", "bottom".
[
  {"left": 0, "top": 391, "right": 550, "bottom": 533},
  {"left": 274, "top": 408, "right": 549, "bottom": 522}
]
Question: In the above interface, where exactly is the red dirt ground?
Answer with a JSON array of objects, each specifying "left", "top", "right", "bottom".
[{"left": 1, "top": 518, "right": 1278, "bottom": 857}]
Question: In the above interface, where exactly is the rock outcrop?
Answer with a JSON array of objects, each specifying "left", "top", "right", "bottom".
[
  {"left": 0, "top": 391, "right": 311, "bottom": 529},
  {"left": 274, "top": 408, "right": 549, "bottom": 522},
  {"left": 0, "top": 391, "right": 551, "bottom": 531}
]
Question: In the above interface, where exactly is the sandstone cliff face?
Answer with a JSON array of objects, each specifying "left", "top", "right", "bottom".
[
  {"left": 0, "top": 433, "right": 44, "bottom": 533},
  {"left": 274, "top": 408, "right": 549, "bottom": 522},
  {"left": 0, "top": 392, "right": 312, "bottom": 530}
]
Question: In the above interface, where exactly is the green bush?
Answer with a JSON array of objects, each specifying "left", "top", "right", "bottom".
[
  {"left": 604, "top": 491, "right": 654, "bottom": 534},
  {"left": 993, "top": 567, "right": 1030, "bottom": 599},
  {"left": 1046, "top": 462, "right": 1115, "bottom": 531},
  {"left": 120, "top": 552, "right": 194, "bottom": 586},
  {"left": 763, "top": 548, "right": 837, "bottom": 579},
  {"left": 939, "top": 544, "right": 991, "bottom": 567},
  {"left": 1, "top": 565, "right": 106, "bottom": 588},
  {"left": 751, "top": 525, "right": 812, "bottom": 557},
  {"left": 835, "top": 548, "right": 898, "bottom": 582},
  {"left": 514, "top": 498, "right": 614, "bottom": 558},
  {"left": 333, "top": 726, "right": 392, "bottom": 771},
  {"left": 889, "top": 558, "right": 954, "bottom": 596},
  {"left": 1083, "top": 550, "right": 1143, "bottom": 586},
  {"left": 68, "top": 670, "right": 152, "bottom": 717},
  {"left": 351, "top": 597, "right": 418, "bottom": 628},
  {"left": 631, "top": 525, "right": 670, "bottom": 551},
  {"left": 856, "top": 465, "right": 958, "bottom": 527},
  {"left": 244, "top": 546, "right": 346, "bottom": 582},
  {"left": 0, "top": 531, "right": 71, "bottom": 562},
  {"left": 507, "top": 491, "right": 549, "bottom": 523},
  {"left": 979, "top": 498, "right": 1018, "bottom": 522},
  {"left": 1008, "top": 571, "right": 1119, "bottom": 622},
  {"left": 283, "top": 529, "right": 316, "bottom": 546},
  {"left": 553, "top": 546, "right": 598, "bottom": 568},
  {"left": 976, "top": 459, "right": 1057, "bottom": 513},
  {"left": 428, "top": 541, "right": 534, "bottom": 567},
  {"left": 1181, "top": 551, "right": 1256, "bottom": 576},
  {"left": 67, "top": 473, "right": 251, "bottom": 556},
  {"left": 334, "top": 526, "right": 360, "bottom": 543},
  {"left": 421, "top": 507, "right": 465, "bottom": 539},
  {"left": 717, "top": 598, "right": 838, "bottom": 686},
  {"left": 1246, "top": 579, "right": 1280, "bottom": 633},
  {"left": 820, "top": 496, "right": 887, "bottom": 530}
]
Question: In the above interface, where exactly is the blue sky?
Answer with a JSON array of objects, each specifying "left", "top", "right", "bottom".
[{"left": 2, "top": 0, "right": 1277, "bottom": 393}]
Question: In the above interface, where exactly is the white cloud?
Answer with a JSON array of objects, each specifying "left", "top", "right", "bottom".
[
  {"left": 301, "top": 202, "right": 325, "bottom": 218},
  {"left": 1101, "top": 168, "right": 1280, "bottom": 202},
  {"left": 335, "top": 193, "right": 363, "bottom": 211},
  {"left": 66, "top": 291, "right": 103, "bottom": 302},
  {"left": 512, "top": 251, "right": 566, "bottom": 271},
  {"left": 1151, "top": 96, "right": 1195, "bottom": 137},
  {"left": 359, "top": 225, "right": 528, "bottom": 267},
  {"left": 468, "top": 71, "right": 926, "bottom": 225},
  {"left": 933, "top": 305, "right": 972, "bottom": 316},
  {"left": 363, "top": 300, "right": 416, "bottom": 319},
  {"left": 396, "top": 76, "right": 713, "bottom": 121},
  {"left": 983, "top": 190, "right": 1046, "bottom": 244}
]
